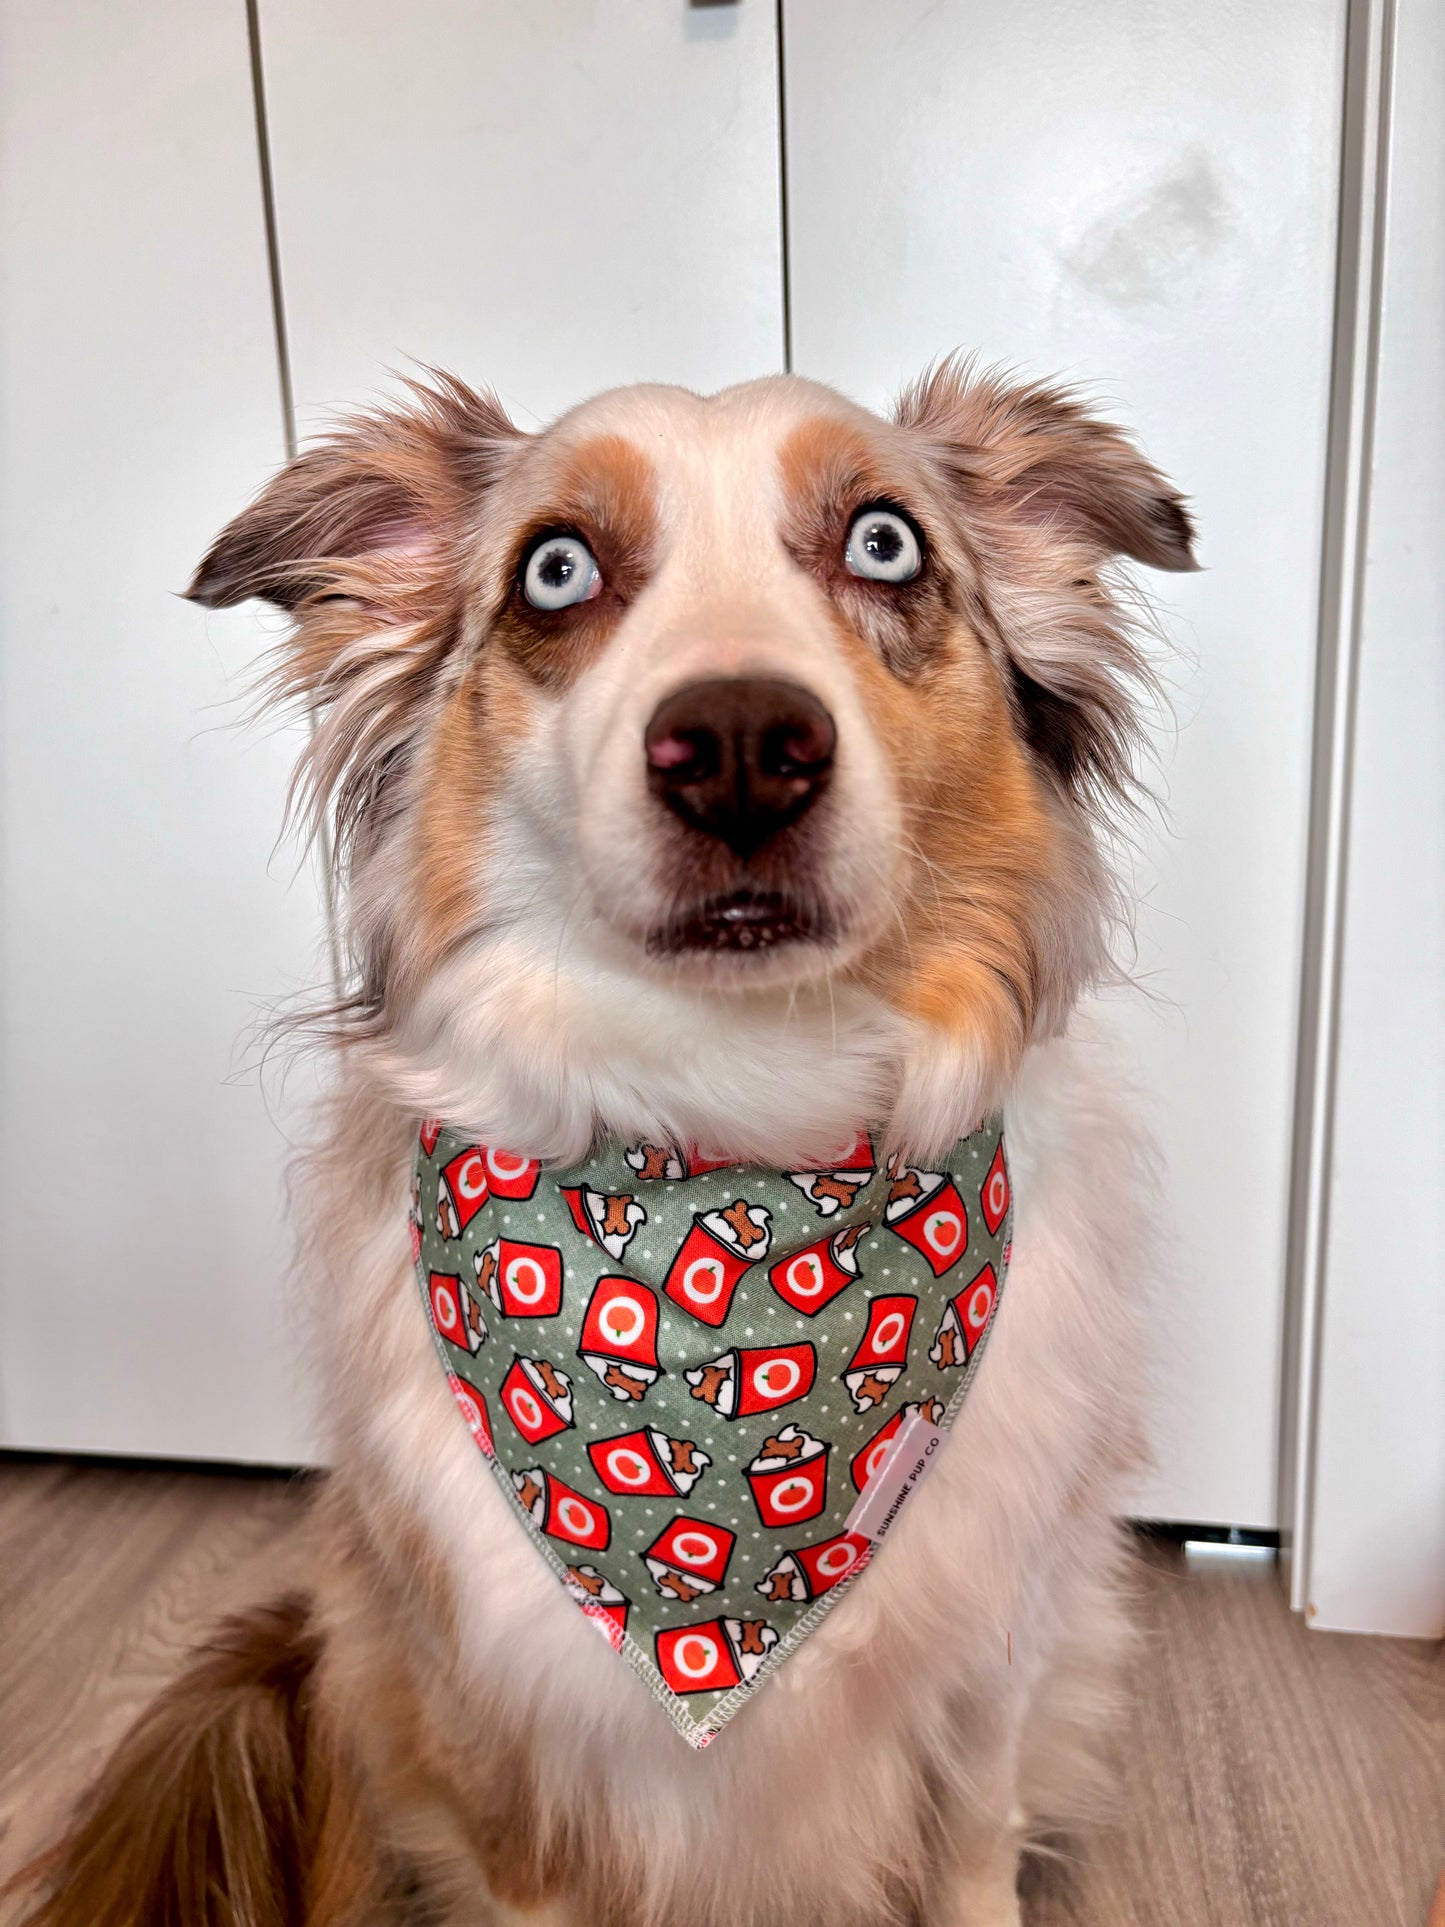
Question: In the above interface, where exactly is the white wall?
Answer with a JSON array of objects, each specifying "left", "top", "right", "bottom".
[
  {"left": 1303, "top": 0, "right": 1445, "bottom": 1637},
  {"left": 0, "top": 0, "right": 787, "bottom": 1467},
  {"left": 782, "top": 0, "right": 1347, "bottom": 1528},
  {"left": 0, "top": 0, "right": 327, "bottom": 1462},
  {"left": 257, "top": 0, "right": 785, "bottom": 425},
  {"left": 4, "top": 6, "right": 1436, "bottom": 1610}
]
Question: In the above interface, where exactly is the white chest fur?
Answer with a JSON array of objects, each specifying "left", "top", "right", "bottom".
[{"left": 320, "top": 1017, "right": 1155, "bottom": 1925}]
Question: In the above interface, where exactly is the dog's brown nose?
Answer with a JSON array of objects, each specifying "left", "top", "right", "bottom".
[{"left": 644, "top": 677, "right": 836, "bottom": 858}]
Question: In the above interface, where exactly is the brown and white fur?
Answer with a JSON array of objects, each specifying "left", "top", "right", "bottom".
[{"left": 14, "top": 363, "right": 1195, "bottom": 1927}]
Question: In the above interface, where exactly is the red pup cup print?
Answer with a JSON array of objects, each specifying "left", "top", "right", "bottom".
[
  {"left": 768, "top": 1221, "right": 864, "bottom": 1315},
  {"left": 625, "top": 1142, "right": 687, "bottom": 1182},
  {"left": 419, "top": 1119, "right": 442, "bottom": 1157},
  {"left": 437, "top": 1146, "right": 492, "bottom": 1237},
  {"left": 559, "top": 1185, "right": 646, "bottom": 1260},
  {"left": 480, "top": 1146, "right": 540, "bottom": 1200},
  {"left": 446, "top": 1373, "right": 493, "bottom": 1457},
  {"left": 499, "top": 1356, "right": 575, "bottom": 1444},
  {"left": 756, "top": 1530, "right": 871, "bottom": 1605},
  {"left": 684, "top": 1149, "right": 741, "bottom": 1175},
  {"left": 980, "top": 1140, "right": 1011, "bottom": 1235},
  {"left": 577, "top": 1275, "right": 661, "bottom": 1401},
  {"left": 623, "top": 1143, "right": 741, "bottom": 1181},
  {"left": 833, "top": 1131, "right": 875, "bottom": 1170},
  {"left": 563, "top": 1565, "right": 630, "bottom": 1646},
  {"left": 428, "top": 1272, "right": 486, "bottom": 1355},
  {"left": 558, "top": 1185, "right": 593, "bottom": 1242},
  {"left": 685, "top": 1343, "right": 816, "bottom": 1419},
  {"left": 655, "top": 1616, "right": 778, "bottom": 1696},
  {"left": 643, "top": 1517, "right": 737, "bottom": 1600},
  {"left": 512, "top": 1466, "right": 612, "bottom": 1551},
  {"left": 588, "top": 1425, "right": 710, "bottom": 1499},
  {"left": 883, "top": 1168, "right": 969, "bottom": 1277},
  {"left": 787, "top": 1132, "right": 875, "bottom": 1217},
  {"left": 841, "top": 1294, "right": 916, "bottom": 1413},
  {"left": 744, "top": 1425, "right": 830, "bottom": 1527},
  {"left": 476, "top": 1238, "right": 563, "bottom": 1319},
  {"left": 585, "top": 1188, "right": 647, "bottom": 1261},
  {"left": 929, "top": 1264, "right": 999, "bottom": 1370},
  {"left": 662, "top": 1199, "right": 771, "bottom": 1327},
  {"left": 849, "top": 1398, "right": 945, "bottom": 1493}
]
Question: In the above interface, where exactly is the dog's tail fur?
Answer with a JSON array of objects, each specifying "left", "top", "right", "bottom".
[{"left": 6, "top": 1593, "right": 386, "bottom": 1927}]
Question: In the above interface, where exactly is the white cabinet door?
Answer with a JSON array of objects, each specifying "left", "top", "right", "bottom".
[
  {"left": 257, "top": 0, "right": 784, "bottom": 426},
  {"left": 1303, "top": 0, "right": 1445, "bottom": 1636},
  {"left": 783, "top": 0, "right": 1347, "bottom": 1525},
  {"left": 0, "top": 1, "right": 327, "bottom": 1462}
]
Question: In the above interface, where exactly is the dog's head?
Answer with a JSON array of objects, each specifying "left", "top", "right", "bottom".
[{"left": 189, "top": 365, "right": 1193, "bottom": 1161}]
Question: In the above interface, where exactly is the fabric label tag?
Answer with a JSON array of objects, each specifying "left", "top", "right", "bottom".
[{"left": 843, "top": 1410, "right": 947, "bottom": 1545}]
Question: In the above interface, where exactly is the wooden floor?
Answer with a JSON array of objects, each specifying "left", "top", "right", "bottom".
[{"left": 0, "top": 1458, "right": 1440, "bottom": 1926}]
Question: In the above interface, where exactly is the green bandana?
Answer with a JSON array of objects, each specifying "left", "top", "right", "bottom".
[{"left": 411, "top": 1119, "right": 1013, "bottom": 1747}]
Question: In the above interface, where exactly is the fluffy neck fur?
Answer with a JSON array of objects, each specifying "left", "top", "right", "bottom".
[{"left": 357, "top": 921, "right": 915, "bottom": 1170}]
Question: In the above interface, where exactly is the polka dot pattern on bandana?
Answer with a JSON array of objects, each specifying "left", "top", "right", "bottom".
[{"left": 411, "top": 1121, "right": 1013, "bottom": 1747}]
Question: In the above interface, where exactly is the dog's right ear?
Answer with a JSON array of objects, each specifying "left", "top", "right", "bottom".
[
  {"left": 184, "top": 376, "right": 521, "bottom": 878},
  {"left": 185, "top": 372, "right": 520, "bottom": 613}
]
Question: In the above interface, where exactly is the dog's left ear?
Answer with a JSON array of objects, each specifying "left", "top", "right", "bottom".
[
  {"left": 896, "top": 361, "right": 1197, "bottom": 800},
  {"left": 897, "top": 360, "right": 1197, "bottom": 573}
]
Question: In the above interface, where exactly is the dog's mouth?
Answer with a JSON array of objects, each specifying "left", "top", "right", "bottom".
[{"left": 646, "top": 890, "right": 833, "bottom": 958}]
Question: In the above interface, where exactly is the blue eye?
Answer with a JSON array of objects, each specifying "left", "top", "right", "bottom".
[
  {"left": 523, "top": 533, "right": 600, "bottom": 610},
  {"left": 845, "top": 508, "right": 921, "bottom": 583}
]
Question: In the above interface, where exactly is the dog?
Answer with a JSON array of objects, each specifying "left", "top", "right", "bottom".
[{"left": 14, "top": 359, "right": 1194, "bottom": 1925}]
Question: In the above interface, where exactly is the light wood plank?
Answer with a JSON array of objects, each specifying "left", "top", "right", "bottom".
[
  {"left": 0, "top": 1462, "right": 313, "bottom": 1879},
  {"left": 1026, "top": 1539, "right": 1445, "bottom": 1926}
]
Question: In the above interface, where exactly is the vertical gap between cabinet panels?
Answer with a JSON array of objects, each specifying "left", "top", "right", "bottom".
[
  {"left": 775, "top": 0, "right": 794, "bottom": 373},
  {"left": 1279, "top": 0, "right": 1394, "bottom": 1619},
  {"left": 246, "top": 0, "right": 296, "bottom": 464},
  {"left": 246, "top": 0, "right": 345, "bottom": 1003}
]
